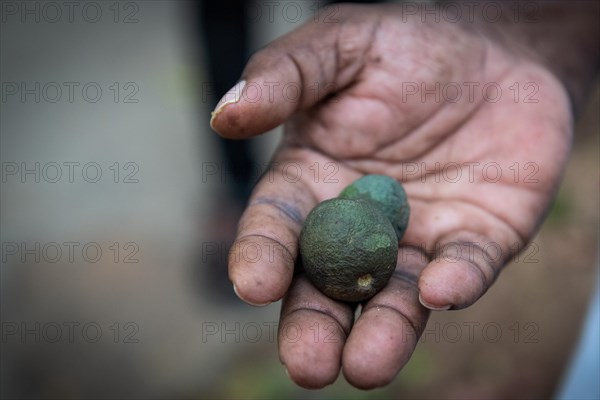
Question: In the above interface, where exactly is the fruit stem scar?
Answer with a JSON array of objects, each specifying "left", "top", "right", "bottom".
[{"left": 357, "top": 274, "right": 373, "bottom": 288}]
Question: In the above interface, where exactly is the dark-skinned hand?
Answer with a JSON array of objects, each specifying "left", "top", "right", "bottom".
[{"left": 210, "top": 4, "right": 571, "bottom": 389}]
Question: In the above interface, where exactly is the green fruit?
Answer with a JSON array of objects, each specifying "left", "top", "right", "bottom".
[
  {"left": 339, "top": 175, "right": 410, "bottom": 240},
  {"left": 299, "top": 198, "right": 398, "bottom": 302}
]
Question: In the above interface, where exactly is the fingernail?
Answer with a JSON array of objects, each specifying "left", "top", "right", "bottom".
[
  {"left": 419, "top": 293, "right": 452, "bottom": 311},
  {"left": 232, "top": 283, "right": 271, "bottom": 307},
  {"left": 283, "top": 367, "right": 290, "bottom": 378},
  {"left": 210, "top": 80, "right": 246, "bottom": 128}
]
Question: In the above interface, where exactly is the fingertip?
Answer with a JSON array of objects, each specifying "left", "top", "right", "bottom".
[
  {"left": 209, "top": 80, "right": 246, "bottom": 137},
  {"left": 418, "top": 260, "right": 488, "bottom": 310},
  {"left": 228, "top": 236, "right": 294, "bottom": 306},
  {"left": 342, "top": 307, "right": 409, "bottom": 389},
  {"left": 278, "top": 310, "right": 344, "bottom": 389},
  {"left": 232, "top": 283, "right": 271, "bottom": 307},
  {"left": 228, "top": 266, "right": 288, "bottom": 306},
  {"left": 278, "top": 277, "right": 353, "bottom": 389},
  {"left": 209, "top": 78, "right": 291, "bottom": 139},
  {"left": 209, "top": 99, "right": 249, "bottom": 138},
  {"left": 282, "top": 361, "right": 339, "bottom": 390},
  {"left": 418, "top": 293, "right": 451, "bottom": 311}
]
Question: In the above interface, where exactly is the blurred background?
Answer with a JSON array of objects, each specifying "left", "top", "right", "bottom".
[{"left": 1, "top": 1, "right": 598, "bottom": 399}]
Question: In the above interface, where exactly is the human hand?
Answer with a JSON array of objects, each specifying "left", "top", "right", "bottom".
[{"left": 210, "top": 4, "right": 571, "bottom": 389}]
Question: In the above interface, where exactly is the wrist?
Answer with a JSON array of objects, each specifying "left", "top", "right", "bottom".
[{"left": 448, "top": 0, "right": 599, "bottom": 113}]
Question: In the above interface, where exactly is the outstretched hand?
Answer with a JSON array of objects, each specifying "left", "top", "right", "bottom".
[{"left": 210, "top": 4, "right": 571, "bottom": 389}]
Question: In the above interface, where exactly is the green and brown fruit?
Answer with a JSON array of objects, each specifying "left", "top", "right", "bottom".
[
  {"left": 300, "top": 175, "right": 410, "bottom": 302},
  {"left": 339, "top": 174, "right": 410, "bottom": 240},
  {"left": 299, "top": 198, "right": 399, "bottom": 302}
]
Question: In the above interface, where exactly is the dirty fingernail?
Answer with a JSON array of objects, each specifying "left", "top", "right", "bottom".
[
  {"left": 419, "top": 293, "right": 452, "bottom": 311},
  {"left": 210, "top": 80, "right": 246, "bottom": 128},
  {"left": 232, "top": 283, "right": 271, "bottom": 307}
]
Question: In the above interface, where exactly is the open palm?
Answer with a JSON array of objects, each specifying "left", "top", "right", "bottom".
[{"left": 210, "top": 4, "right": 571, "bottom": 389}]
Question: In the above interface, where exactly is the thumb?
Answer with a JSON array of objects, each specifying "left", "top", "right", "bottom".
[{"left": 209, "top": 5, "right": 379, "bottom": 138}]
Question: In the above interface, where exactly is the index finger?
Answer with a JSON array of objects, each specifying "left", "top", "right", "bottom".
[{"left": 228, "top": 162, "right": 317, "bottom": 306}]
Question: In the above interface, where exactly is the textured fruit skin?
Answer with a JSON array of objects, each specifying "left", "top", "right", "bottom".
[
  {"left": 339, "top": 175, "right": 410, "bottom": 240},
  {"left": 299, "top": 198, "right": 398, "bottom": 302}
]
